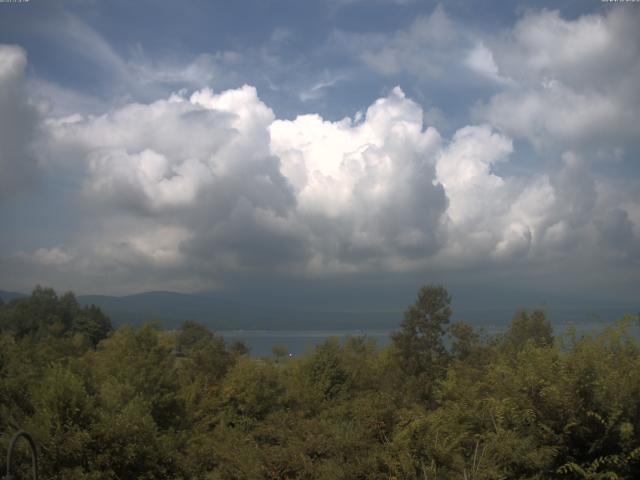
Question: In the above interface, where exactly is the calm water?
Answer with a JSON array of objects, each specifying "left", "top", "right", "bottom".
[{"left": 220, "top": 319, "right": 639, "bottom": 357}]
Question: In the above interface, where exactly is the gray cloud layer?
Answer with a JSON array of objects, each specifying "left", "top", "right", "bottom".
[
  {"left": 0, "top": 6, "right": 639, "bottom": 300},
  {"left": 0, "top": 45, "right": 39, "bottom": 200}
]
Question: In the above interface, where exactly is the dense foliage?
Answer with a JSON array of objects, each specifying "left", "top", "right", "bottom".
[{"left": 1, "top": 286, "right": 639, "bottom": 479}]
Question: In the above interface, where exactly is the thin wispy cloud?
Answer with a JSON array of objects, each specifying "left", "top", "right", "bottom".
[{"left": 298, "top": 74, "right": 345, "bottom": 102}]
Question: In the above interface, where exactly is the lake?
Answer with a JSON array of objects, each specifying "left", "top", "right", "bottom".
[{"left": 219, "top": 318, "right": 639, "bottom": 357}]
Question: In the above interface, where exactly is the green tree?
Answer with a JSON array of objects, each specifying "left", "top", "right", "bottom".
[
  {"left": 448, "top": 321, "right": 481, "bottom": 361},
  {"left": 0, "top": 287, "right": 111, "bottom": 346},
  {"left": 176, "top": 320, "right": 214, "bottom": 353},
  {"left": 504, "top": 309, "right": 554, "bottom": 353},
  {"left": 24, "top": 365, "right": 95, "bottom": 480},
  {"left": 220, "top": 357, "right": 285, "bottom": 423},
  {"left": 392, "top": 284, "right": 452, "bottom": 402},
  {"left": 72, "top": 305, "right": 112, "bottom": 346},
  {"left": 302, "top": 338, "right": 349, "bottom": 404}
]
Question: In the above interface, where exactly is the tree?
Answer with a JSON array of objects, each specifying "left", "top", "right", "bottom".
[
  {"left": 220, "top": 357, "right": 284, "bottom": 422},
  {"left": 305, "top": 338, "right": 348, "bottom": 401},
  {"left": 448, "top": 321, "right": 481, "bottom": 361},
  {"left": 176, "top": 320, "right": 214, "bottom": 353},
  {"left": 392, "top": 284, "right": 452, "bottom": 402},
  {"left": 72, "top": 304, "right": 112, "bottom": 346},
  {"left": 504, "top": 309, "right": 553, "bottom": 352},
  {"left": 0, "top": 287, "right": 112, "bottom": 346}
]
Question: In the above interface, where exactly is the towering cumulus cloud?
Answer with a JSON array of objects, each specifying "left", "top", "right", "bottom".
[
  {"left": 41, "top": 86, "right": 449, "bottom": 282},
  {"left": 270, "top": 87, "right": 447, "bottom": 273}
]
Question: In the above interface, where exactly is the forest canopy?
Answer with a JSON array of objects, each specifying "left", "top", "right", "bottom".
[{"left": 1, "top": 285, "right": 639, "bottom": 479}]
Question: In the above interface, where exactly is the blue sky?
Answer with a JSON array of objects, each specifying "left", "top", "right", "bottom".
[{"left": 0, "top": 0, "right": 639, "bottom": 313}]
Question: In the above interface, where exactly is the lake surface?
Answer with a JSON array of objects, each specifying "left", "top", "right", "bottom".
[{"left": 220, "top": 318, "right": 639, "bottom": 357}]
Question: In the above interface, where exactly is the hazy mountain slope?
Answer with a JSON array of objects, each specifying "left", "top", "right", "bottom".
[{"left": 0, "top": 290, "right": 27, "bottom": 302}]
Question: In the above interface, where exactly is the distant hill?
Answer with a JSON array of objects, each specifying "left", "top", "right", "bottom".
[
  {"left": 77, "top": 291, "right": 401, "bottom": 330},
  {"left": 0, "top": 290, "right": 27, "bottom": 303},
  {"left": 0, "top": 288, "right": 400, "bottom": 330}
]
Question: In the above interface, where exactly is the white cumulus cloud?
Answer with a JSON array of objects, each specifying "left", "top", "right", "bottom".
[
  {"left": 475, "top": 7, "right": 640, "bottom": 154},
  {"left": 271, "top": 86, "right": 447, "bottom": 272}
]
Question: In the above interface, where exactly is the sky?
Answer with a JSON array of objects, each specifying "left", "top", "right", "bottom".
[{"left": 0, "top": 0, "right": 639, "bottom": 313}]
